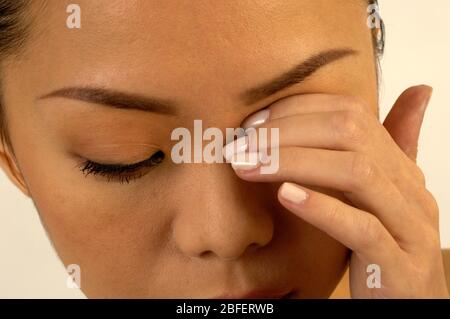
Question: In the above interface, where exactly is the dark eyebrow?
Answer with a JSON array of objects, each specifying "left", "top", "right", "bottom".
[
  {"left": 39, "top": 87, "right": 178, "bottom": 115},
  {"left": 39, "top": 48, "right": 356, "bottom": 114},
  {"left": 240, "top": 48, "right": 357, "bottom": 105}
]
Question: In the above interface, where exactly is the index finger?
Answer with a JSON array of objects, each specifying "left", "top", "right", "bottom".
[{"left": 242, "top": 94, "right": 372, "bottom": 128}]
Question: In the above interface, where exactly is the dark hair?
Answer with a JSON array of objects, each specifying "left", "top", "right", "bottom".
[
  {"left": 0, "top": 0, "right": 31, "bottom": 151},
  {"left": 0, "top": 0, "right": 386, "bottom": 150},
  {"left": 0, "top": 0, "right": 30, "bottom": 57}
]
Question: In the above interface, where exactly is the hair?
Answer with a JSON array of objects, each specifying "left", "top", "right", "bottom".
[
  {"left": 0, "top": 0, "right": 31, "bottom": 152},
  {"left": 0, "top": 0, "right": 385, "bottom": 151}
]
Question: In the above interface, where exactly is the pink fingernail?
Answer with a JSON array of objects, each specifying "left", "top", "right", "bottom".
[
  {"left": 279, "top": 183, "right": 308, "bottom": 204},
  {"left": 230, "top": 152, "right": 261, "bottom": 171},
  {"left": 223, "top": 136, "right": 249, "bottom": 162},
  {"left": 242, "top": 109, "right": 270, "bottom": 129}
]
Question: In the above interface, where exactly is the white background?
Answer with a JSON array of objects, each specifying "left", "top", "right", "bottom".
[{"left": 0, "top": 0, "right": 449, "bottom": 298}]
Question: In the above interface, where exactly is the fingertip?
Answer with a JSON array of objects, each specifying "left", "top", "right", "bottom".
[{"left": 278, "top": 182, "right": 309, "bottom": 206}]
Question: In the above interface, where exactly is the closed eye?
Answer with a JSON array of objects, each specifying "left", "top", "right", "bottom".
[{"left": 79, "top": 150, "right": 165, "bottom": 184}]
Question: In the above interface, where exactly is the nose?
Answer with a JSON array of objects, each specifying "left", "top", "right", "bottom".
[{"left": 172, "top": 164, "right": 274, "bottom": 260}]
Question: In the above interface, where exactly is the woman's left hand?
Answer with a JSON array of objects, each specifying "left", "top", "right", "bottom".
[{"left": 227, "top": 86, "right": 449, "bottom": 298}]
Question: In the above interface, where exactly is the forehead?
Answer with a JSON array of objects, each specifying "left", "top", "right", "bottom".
[{"left": 17, "top": 0, "right": 373, "bottom": 110}]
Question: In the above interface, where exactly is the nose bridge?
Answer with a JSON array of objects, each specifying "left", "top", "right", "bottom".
[{"left": 172, "top": 163, "right": 274, "bottom": 260}]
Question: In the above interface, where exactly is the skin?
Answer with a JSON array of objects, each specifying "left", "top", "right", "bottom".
[{"left": 0, "top": 0, "right": 448, "bottom": 298}]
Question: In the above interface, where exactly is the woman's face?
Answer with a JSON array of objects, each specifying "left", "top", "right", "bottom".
[{"left": 1, "top": 0, "right": 379, "bottom": 297}]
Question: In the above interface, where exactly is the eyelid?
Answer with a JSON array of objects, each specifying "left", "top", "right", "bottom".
[
  {"left": 85, "top": 156, "right": 155, "bottom": 167},
  {"left": 78, "top": 150, "right": 165, "bottom": 184},
  {"left": 76, "top": 143, "right": 162, "bottom": 165},
  {"left": 80, "top": 143, "right": 159, "bottom": 148}
]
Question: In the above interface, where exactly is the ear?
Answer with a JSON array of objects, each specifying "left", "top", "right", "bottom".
[
  {"left": 383, "top": 85, "right": 433, "bottom": 163},
  {"left": 0, "top": 140, "right": 31, "bottom": 197}
]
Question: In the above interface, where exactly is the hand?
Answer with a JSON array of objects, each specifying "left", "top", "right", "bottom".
[{"left": 227, "top": 86, "right": 449, "bottom": 298}]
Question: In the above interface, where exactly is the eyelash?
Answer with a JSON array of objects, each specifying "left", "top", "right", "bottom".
[{"left": 79, "top": 150, "right": 165, "bottom": 184}]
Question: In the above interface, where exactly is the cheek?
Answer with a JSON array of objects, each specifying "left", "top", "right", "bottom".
[
  {"left": 28, "top": 177, "right": 169, "bottom": 254},
  {"left": 22, "top": 168, "right": 173, "bottom": 296},
  {"left": 14, "top": 137, "right": 170, "bottom": 271}
]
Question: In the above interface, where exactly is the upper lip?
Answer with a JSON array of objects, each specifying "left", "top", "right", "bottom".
[{"left": 213, "top": 289, "right": 293, "bottom": 299}]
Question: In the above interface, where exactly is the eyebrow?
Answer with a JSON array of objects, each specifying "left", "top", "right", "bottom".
[
  {"left": 240, "top": 48, "right": 357, "bottom": 105},
  {"left": 39, "top": 86, "right": 178, "bottom": 115},
  {"left": 39, "top": 48, "right": 357, "bottom": 114}
]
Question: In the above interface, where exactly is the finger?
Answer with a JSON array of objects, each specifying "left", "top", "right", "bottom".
[
  {"left": 230, "top": 147, "right": 422, "bottom": 240},
  {"left": 277, "top": 182, "right": 403, "bottom": 262},
  {"left": 383, "top": 85, "right": 433, "bottom": 163},
  {"left": 240, "top": 93, "right": 425, "bottom": 188},
  {"left": 240, "top": 110, "right": 424, "bottom": 202},
  {"left": 242, "top": 94, "right": 370, "bottom": 129},
  {"left": 241, "top": 110, "right": 405, "bottom": 178}
]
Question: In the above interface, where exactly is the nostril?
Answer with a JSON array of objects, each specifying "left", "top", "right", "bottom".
[
  {"left": 246, "top": 242, "right": 261, "bottom": 253},
  {"left": 199, "top": 250, "right": 215, "bottom": 259}
]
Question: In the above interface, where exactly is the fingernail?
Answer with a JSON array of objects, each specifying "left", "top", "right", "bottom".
[
  {"left": 242, "top": 109, "right": 270, "bottom": 129},
  {"left": 421, "top": 85, "right": 433, "bottom": 112},
  {"left": 279, "top": 183, "right": 308, "bottom": 204},
  {"left": 223, "top": 136, "right": 248, "bottom": 162},
  {"left": 231, "top": 152, "right": 261, "bottom": 171}
]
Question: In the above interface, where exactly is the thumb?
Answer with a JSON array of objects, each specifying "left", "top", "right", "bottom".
[{"left": 383, "top": 85, "right": 433, "bottom": 162}]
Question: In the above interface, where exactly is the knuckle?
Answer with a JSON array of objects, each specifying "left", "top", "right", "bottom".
[
  {"left": 325, "top": 201, "right": 341, "bottom": 224},
  {"left": 348, "top": 153, "right": 378, "bottom": 191},
  {"left": 412, "top": 165, "right": 427, "bottom": 185},
  {"left": 420, "top": 224, "right": 441, "bottom": 249},
  {"left": 357, "top": 215, "right": 384, "bottom": 250},
  {"left": 406, "top": 187, "right": 440, "bottom": 227},
  {"left": 422, "top": 189, "right": 440, "bottom": 222},
  {"left": 339, "top": 95, "right": 370, "bottom": 114},
  {"left": 411, "top": 186, "right": 440, "bottom": 223},
  {"left": 332, "top": 110, "right": 368, "bottom": 144}
]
